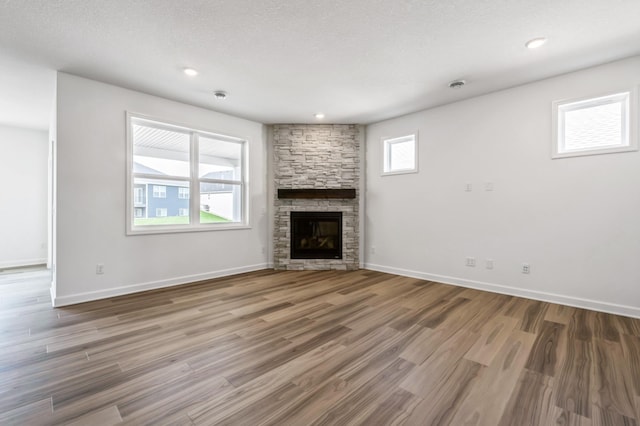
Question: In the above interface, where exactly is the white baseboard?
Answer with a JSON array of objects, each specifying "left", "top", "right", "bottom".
[
  {"left": 364, "top": 263, "right": 640, "bottom": 320},
  {"left": 0, "top": 258, "right": 47, "bottom": 269},
  {"left": 52, "top": 263, "right": 270, "bottom": 307}
]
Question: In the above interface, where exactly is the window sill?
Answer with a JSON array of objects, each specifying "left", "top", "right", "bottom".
[
  {"left": 381, "top": 168, "right": 419, "bottom": 176},
  {"left": 127, "top": 223, "right": 251, "bottom": 236},
  {"left": 552, "top": 145, "right": 638, "bottom": 159}
]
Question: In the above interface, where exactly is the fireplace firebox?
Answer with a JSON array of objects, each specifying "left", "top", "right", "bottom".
[{"left": 290, "top": 211, "right": 342, "bottom": 259}]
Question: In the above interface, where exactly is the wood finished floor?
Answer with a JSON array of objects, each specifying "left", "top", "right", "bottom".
[{"left": 1, "top": 268, "right": 640, "bottom": 425}]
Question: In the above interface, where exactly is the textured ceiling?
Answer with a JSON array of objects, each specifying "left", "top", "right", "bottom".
[{"left": 1, "top": 0, "right": 640, "bottom": 130}]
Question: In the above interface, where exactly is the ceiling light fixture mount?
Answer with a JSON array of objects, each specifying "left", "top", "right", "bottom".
[
  {"left": 448, "top": 79, "right": 466, "bottom": 89},
  {"left": 183, "top": 67, "right": 199, "bottom": 76},
  {"left": 525, "top": 37, "right": 547, "bottom": 49},
  {"left": 314, "top": 113, "right": 325, "bottom": 119},
  {"left": 213, "top": 91, "right": 228, "bottom": 100}
]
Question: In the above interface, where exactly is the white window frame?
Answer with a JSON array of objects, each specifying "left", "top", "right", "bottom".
[
  {"left": 152, "top": 185, "right": 166, "bottom": 198},
  {"left": 552, "top": 89, "right": 638, "bottom": 159},
  {"left": 126, "top": 112, "right": 249, "bottom": 235},
  {"left": 178, "top": 208, "right": 189, "bottom": 217},
  {"left": 156, "top": 208, "right": 168, "bottom": 217},
  {"left": 178, "top": 187, "right": 189, "bottom": 199},
  {"left": 382, "top": 132, "right": 418, "bottom": 176}
]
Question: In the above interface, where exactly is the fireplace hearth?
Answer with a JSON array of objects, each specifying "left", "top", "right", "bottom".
[{"left": 290, "top": 211, "right": 342, "bottom": 259}]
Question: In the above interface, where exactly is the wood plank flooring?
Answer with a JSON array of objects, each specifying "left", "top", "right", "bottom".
[{"left": 1, "top": 267, "right": 640, "bottom": 425}]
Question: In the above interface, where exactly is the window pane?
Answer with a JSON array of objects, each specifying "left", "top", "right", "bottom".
[
  {"left": 133, "top": 124, "right": 190, "bottom": 177},
  {"left": 199, "top": 182, "right": 241, "bottom": 223},
  {"left": 389, "top": 139, "right": 415, "bottom": 170},
  {"left": 133, "top": 186, "right": 145, "bottom": 205},
  {"left": 133, "top": 177, "right": 190, "bottom": 226},
  {"left": 563, "top": 101, "right": 623, "bottom": 151},
  {"left": 199, "top": 136, "right": 242, "bottom": 180}
]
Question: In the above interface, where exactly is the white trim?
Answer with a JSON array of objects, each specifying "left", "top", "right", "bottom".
[
  {"left": 126, "top": 223, "right": 252, "bottom": 236},
  {"left": 382, "top": 132, "right": 419, "bottom": 176},
  {"left": 0, "top": 258, "right": 47, "bottom": 269},
  {"left": 190, "top": 130, "right": 199, "bottom": 226},
  {"left": 126, "top": 112, "right": 135, "bottom": 234},
  {"left": 552, "top": 88, "right": 638, "bottom": 159},
  {"left": 363, "top": 263, "right": 640, "bottom": 319},
  {"left": 50, "top": 282, "right": 56, "bottom": 303},
  {"left": 52, "top": 263, "right": 269, "bottom": 307},
  {"left": 126, "top": 111, "right": 250, "bottom": 235}
]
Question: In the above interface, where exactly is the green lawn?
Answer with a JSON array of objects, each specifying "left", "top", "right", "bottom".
[{"left": 135, "top": 211, "right": 230, "bottom": 226}]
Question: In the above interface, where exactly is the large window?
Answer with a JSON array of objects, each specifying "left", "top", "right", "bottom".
[
  {"left": 553, "top": 90, "right": 637, "bottom": 158},
  {"left": 382, "top": 133, "right": 418, "bottom": 175},
  {"left": 127, "top": 114, "right": 247, "bottom": 234}
]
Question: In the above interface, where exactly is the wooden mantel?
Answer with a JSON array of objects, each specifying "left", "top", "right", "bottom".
[{"left": 277, "top": 188, "right": 356, "bottom": 199}]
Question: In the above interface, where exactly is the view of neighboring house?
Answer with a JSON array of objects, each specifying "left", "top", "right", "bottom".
[
  {"left": 132, "top": 162, "right": 233, "bottom": 221},
  {"left": 132, "top": 162, "right": 189, "bottom": 219}
]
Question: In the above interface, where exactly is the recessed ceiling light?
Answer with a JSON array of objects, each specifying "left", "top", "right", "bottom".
[
  {"left": 525, "top": 37, "right": 547, "bottom": 49},
  {"left": 213, "top": 91, "right": 228, "bottom": 100},
  {"left": 448, "top": 79, "right": 466, "bottom": 89},
  {"left": 183, "top": 68, "right": 199, "bottom": 76},
  {"left": 314, "top": 113, "right": 325, "bottom": 119}
]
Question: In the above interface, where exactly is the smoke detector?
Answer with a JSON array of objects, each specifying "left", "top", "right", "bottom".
[
  {"left": 448, "top": 79, "right": 466, "bottom": 89},
  {"left": 213, "top": 91, "right": 228, "bottom": 100}
]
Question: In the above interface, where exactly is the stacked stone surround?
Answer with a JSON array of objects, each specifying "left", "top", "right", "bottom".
[{"left": 273, "top": 124, "right": 359, "bottom": 270}]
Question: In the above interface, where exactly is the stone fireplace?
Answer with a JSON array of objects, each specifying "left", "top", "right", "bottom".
[{"left": 273, "top": 124, "right": 360, "bottom": 270}]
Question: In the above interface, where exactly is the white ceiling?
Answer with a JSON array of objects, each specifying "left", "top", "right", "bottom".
[{"left": 1, "top": 0, "right": 640, "bottom": 130}]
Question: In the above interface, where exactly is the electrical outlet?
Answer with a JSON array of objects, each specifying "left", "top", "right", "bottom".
[
  {"left": 370, "top": 246, "right": 376, "bottom": 254},
  {"left": 486, "top": 259, "right": 494, "bottom": 270},
  {"left": 465, "top": 257, "right": 476, "bottom": 267},
  {"left": 96, "top": 264, "right": 104, "bottom": 275},
  {"left": 521, "top": 263, "right": 530, "bottom": 274}
]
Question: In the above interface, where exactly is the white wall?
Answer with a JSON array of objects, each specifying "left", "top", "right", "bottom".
[
  {"left": 0, "top": 125, "right": 48, "bottom": 268},
  {"left": 365, "top": 56, "right": 640, "bottom": 318},
  {"left": 54, "top": 73, "right": 268, "bottom": 306}
]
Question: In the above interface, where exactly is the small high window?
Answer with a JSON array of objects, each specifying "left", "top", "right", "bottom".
[
  {"left": 383, "top": 133, "right": 418, "bottom": 175},
  {"left": 553, "top": 91, "right": 637, "bottom": 158}
]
